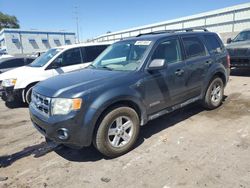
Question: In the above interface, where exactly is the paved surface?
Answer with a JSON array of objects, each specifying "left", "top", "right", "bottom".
[{"left": 0, "top": 69, "right": 250, "bottom": 188}]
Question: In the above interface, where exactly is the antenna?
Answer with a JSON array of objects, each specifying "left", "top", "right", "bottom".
[{"left": 74, "top": 5, "right": 80, "bottom": 43}]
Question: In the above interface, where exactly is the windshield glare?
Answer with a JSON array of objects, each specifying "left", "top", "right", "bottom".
[
  {"left": 233, "top": 31, "right": 250, "bottom": 42},
  {"left": 29, "top": 48, "right": 62, "bottom": 67},
  {"left": 92, "top": 40, "right": 151, "bottom": 71}
]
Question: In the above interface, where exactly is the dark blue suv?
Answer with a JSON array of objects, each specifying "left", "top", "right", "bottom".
[{"left": 29, "top": 29, "right": 230, "bottom": 157}]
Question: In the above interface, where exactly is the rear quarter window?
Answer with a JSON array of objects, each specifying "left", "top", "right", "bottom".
[{"left": 203, "top": 34, "right": 224, "bottom": 54}]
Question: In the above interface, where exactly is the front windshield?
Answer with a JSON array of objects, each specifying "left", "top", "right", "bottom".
[
  {"left": 233, "top": 31, "right": 250, "bottom": 42},
  {"left": 29, "top": 48, "right": 62, "bottom": 67},
  {"left": 92, "top": 40, "right": 152, "bottom": 71}
]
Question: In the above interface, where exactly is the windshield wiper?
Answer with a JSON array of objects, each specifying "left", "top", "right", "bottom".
[
  {"left": 98, "top": 66, "right": 114, "bottom": 71},
  {"left": 88, "top": 64, "right": 96, "bottom": 69}
]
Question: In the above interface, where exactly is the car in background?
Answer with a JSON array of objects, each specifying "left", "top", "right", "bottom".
[
  {"left": 0, "top": 56, "right": 35, "bottom": 74},
  {"left": 30, "top": 28, "right": 230, "bottom": 157},
  {"left": 0, "top": 42, "right": 111, "bottom": 104},
  {"left": 226, "top": 29, "right": 250, "bottom": 68}
]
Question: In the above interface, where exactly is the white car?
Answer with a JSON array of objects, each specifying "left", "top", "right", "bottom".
[{"left": 0, "top": 42, "right": 111, "bottom": 103}]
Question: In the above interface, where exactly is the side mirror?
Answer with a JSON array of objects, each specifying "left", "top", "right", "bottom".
[
  {"left": 147, "top": 59, "right": 166, "bottom": 71},
  {"left": 227, "top": 38, "right": 232, "bottom": 44}
]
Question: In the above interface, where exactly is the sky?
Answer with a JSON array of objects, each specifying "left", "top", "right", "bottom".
[{"left": 0, "top": 0, "right": 250, "bottom": 41}]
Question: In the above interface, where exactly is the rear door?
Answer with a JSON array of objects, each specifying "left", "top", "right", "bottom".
[
  {"left": 143, "top": 37, "right": 187, "bottom": 114},
  {"left": 181, "top": 35, "right": 211, "bottom": 98},
  {"left": 202, "top": 34, "right": 227, "bottom": 67}
]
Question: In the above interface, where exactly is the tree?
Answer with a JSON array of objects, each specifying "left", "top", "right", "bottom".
[{"left": 0, "top": 12, "right": 20, "bottom": 30}]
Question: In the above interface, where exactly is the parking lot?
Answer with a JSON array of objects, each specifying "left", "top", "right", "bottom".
[{"left": 0, "top": 69, "right": 249, "bottom": 188}]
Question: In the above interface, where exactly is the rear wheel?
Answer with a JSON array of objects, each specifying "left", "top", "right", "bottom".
[
  {"left": 202, "top": 77, "right": 224, "bottom": 110},
  {"left": 94, "top": 106, "right": 140, "bottom": 158}
]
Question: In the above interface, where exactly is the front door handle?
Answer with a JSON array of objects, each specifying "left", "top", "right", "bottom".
[
  {"left": 175, "top": 69, "right": 184, "bottom": 76},
  {"left": 205, "top": 61, "right": 212, "bottom": 66}
]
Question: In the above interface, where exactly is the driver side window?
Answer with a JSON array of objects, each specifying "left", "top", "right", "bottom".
[
  {"left": 53, "top": 48, "right": 82, "bottom": 68},
  {"left": 152, "top": 38, "right": 182, "bottom": 64}
]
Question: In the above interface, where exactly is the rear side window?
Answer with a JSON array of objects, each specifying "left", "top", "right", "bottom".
[
  {"left": 83, "top": 45, "right": 108, "bottom": 62},
  {"left": 182, "top": 36, "right": 206, "bottom": 59},
  {"left": 25, "top": 58, "right": 35, "bottom": 65},
  {"left": 203, "top": 34, "right": 223, "bottom": 54},
  {"left": 0, "top": 58, "right": 25, "bottom": 68},
  {"left": 152, "top": 38, "right": 182, "bottom": 64}
]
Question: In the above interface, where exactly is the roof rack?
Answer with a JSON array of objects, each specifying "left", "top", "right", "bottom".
[{"left": 136, "top": 27, "right": 208, "bottom": 37}]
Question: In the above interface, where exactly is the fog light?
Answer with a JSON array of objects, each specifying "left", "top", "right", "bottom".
[{"left": 57, "top": 128, "right": 69, "bottom": 140}]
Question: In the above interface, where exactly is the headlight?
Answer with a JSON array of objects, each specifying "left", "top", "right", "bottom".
[
  {"left": 51, "top": 98, "right": 82, "bottom": 115},
  {"left": 2, "top": 78, "right": 17, "bottom": 87}
]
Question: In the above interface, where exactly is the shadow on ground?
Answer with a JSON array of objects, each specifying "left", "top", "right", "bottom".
[
  {"left": 5, "top": 101, "right": 28, "bottom": 109},
  {"left": 56, "top": 103, "right": 205, "bottom": 162},
  {"left": 0, "top": 103, "right": 211, "bottom": 165},
  {"left": 0, "top": 142, "right": 58, "bottom": 168},
  {"left": 230, "top": 68, "right": 250, "bottom": 77}
]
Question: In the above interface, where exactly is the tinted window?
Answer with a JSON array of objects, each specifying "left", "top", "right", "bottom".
[
  {"left": 83, "top": 45, "right": 109, "bottom": 62},
  {"left": 25, "top": 58, "right": 35, "bottom": 65},
  {"left": 152, "top": 38, "right": 182, "bottom": 64},
  {"left": 182, "top": 36, "right": 206, "bottom": 59},
  {"left": 203, "top": 34, "right": 222, "bottom": 53},
  {"left": 56, "top": 48, "right": 82, "bottom": 67},
  {"left": 0, "top": 58, "right": 24, "bottom": 69}
]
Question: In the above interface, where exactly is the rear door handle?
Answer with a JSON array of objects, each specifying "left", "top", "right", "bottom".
[{"left": 175, "top": 69, "right": 184, "bottom": 76}]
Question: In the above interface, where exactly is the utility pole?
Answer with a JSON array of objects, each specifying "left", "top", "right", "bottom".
[{"left": 74, "top": 6, "right": 80, "bottom": 43}]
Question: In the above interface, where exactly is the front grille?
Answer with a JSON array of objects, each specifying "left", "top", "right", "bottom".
[
  {"left": 31, "top": 91, "right": 51, "bottom": 116},
  {"left": 229, "top": 48, "right": 249, "bottom": 57}
]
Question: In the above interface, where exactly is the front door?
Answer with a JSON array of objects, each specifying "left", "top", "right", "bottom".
[
  {"left": 53, "top": 47, "right": 84, "bottom": 75},
  {"left": 143, "top": 37, "right": 187, "bottom": 115}
]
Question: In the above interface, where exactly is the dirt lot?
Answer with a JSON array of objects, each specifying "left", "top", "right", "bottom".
[{"left": 0, "top": 69, "right": 250, "bottom": 188}]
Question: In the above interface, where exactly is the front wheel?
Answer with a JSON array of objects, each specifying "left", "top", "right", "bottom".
[
  {"left": 202, "top": 77, "right": 224, "bottom": 110},
  {"left": 25, "top": 85, "right": 34, "bottom": 104},
  {"left": 94, "top": 106, "right": 140, "bottom": 158}
]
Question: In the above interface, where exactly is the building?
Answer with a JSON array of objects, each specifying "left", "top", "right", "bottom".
[
  {"left": 0, "top": 29, "right": 76, "bottom": 55},
  {"left": 93, "top": 2, "right": 250, "bottom": 43}
]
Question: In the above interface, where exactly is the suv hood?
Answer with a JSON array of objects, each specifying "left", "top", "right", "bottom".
[
  {"left": 0, "top": 66, "right": 42, "bottom": 81},
  {"left": 226, "top": 40, "right": 250, "bottom": 49},
  {"left": 35, "top": 68, "right": 131, "bottom": 97}
]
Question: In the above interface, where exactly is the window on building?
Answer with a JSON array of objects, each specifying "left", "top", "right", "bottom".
[
  {"left": 42, "top": 39, "right": 50, "bottom": 49},
  {"left": 12, "top": 38, "right": 19, "bottom": 43},
  {"left": 54, "top": 39, "right": 61, "bottom": 46},
  {"left": 29, "top": 39, "right": 39, "bottom": 49},
  {"left": 65, "top": 39, "right": 71, "bottom": 45},
  {"left": 152, "top": 38, "right": 182, "bottom": 64},
  {"left": 182, "top": 36, "right": 206, "bottom": 59}
]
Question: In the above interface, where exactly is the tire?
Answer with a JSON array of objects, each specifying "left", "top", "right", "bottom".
[
  {"left": 202, "top": 77, "right": 224, "bottom": 110},
  {"left": 94, "top": 106, "right": 140, "bottom": 158},
  {"left": 25, "top": 85, "right": 34, "bottom": 104}
]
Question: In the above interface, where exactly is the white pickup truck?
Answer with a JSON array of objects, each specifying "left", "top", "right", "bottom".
[{"left": 0, "top": 42, "right": 111, "bottom": 103}]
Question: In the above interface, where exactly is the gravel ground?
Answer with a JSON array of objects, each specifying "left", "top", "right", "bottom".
[{"left": 0, "top": 69, "right": 250, "bottom": 188}]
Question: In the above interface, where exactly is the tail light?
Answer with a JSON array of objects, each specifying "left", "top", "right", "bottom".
[{"left": 227, "top": 54, "right": 231, "bottom": 68}]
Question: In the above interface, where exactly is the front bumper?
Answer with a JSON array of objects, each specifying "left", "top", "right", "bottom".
[
  {"left": 1, "top": 86, "right": 22, "bottom": 102},
  {"left": 29, "top": 104, "right": 94, "bottom": 148}
]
